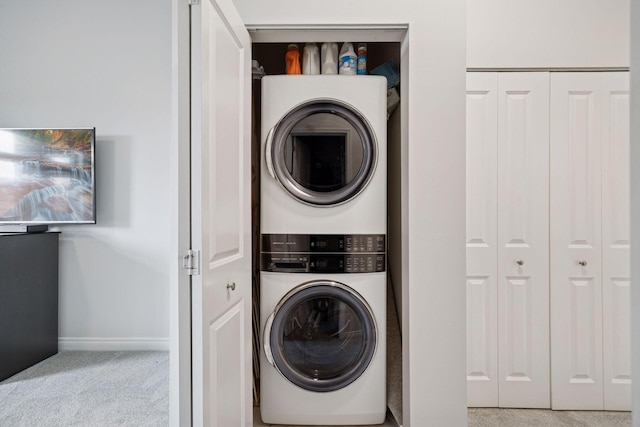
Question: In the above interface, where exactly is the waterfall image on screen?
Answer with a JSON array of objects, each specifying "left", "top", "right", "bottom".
[{"left": 0, "top": 128, "right": 96, "bottom": 224}]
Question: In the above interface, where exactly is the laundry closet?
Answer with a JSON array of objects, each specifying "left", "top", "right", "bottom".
[
  {"left": 184, "top": 0, "right": 467, "bottom": 425},
  {"left": 250, "top": 36, "right": 404, "bottom": 426}
]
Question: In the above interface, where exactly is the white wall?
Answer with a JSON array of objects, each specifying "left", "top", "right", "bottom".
[
  {"left": 630, "top": 1, "right": 640, "bottom": 424},
  {"left": 234, "top": 1, "right": 467, "bottom": 425},
  {"left": 0, "top": 0, "right": 172, "bottom": 350},
  {"left": 467, "top": 0, "right": 630, "bottom": 69}
]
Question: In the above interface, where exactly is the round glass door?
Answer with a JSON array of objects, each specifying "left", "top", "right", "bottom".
[
  {"left": 266, "top": 281, "right": 377, "bottom": 392},
  {"left": 268, "top": 100, "right": 378, "bottom": 206}
]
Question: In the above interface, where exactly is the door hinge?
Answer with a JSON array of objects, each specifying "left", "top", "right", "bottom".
[{"left": 183, "top": 249, "right": 200, "bottom": 276}]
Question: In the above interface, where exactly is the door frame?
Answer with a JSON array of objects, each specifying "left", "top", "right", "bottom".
[{"left": 170, "top": 0, "right": 192, "bottom": 425}]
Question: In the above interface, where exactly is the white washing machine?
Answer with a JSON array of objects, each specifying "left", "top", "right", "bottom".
[
  {"left": 260, "top": 75, "right": 387, "bottom": 234},
  {"left": 260, "top": 233, "right": 386, "bottom": 425}
]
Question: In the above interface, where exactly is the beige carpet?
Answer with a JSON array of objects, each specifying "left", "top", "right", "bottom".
[
  {"left": 0, "top": 351, "right": 169, "bottom": 426},
  {"left": 3, "top": 351, "right": 631, "bottom": 426},
  {"left": 468, "top": 408, "right": 631, "bottom": 427}
]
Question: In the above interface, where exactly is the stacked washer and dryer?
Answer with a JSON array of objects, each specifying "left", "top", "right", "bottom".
[{"left": 259, "top": 75, "right": 388, "bottom": 425}]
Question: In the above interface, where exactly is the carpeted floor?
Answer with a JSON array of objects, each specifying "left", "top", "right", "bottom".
[
  {"left": 468, "top": 407, "right": 632, "bottom": 427},
  {"left": 0, "top": 351, "right": 633, "bottom": 426},
  {"left": 0, "top": 351, "right": 169, "bottom": 426}
]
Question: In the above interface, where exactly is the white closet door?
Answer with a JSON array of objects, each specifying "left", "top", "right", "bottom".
[
  {"left": 496, "top": 72, "right": 550, "bottom": 408},
  {"left": 466, "top": 72, "right": 499, "bottom": 407},
  {"left": 601, "top": 72, "right": 631, "bottom": 411},
  {"left": 190, "top": 0, "right": 253, "bottom": 424},
  {"left": 550, "top": 72, "right": 604, "bottom": 410}
]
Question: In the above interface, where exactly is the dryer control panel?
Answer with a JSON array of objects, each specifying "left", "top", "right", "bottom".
[{"left": 261, "top": 234, "right": 386, "bottom": 273}]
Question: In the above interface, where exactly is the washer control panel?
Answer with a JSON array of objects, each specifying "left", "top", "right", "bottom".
[
  {"left": 261, "top": 234, "right": 386, "bottom": 273},
  {"left": 262, "top": 234, "right": 385, "bottom": 253}
]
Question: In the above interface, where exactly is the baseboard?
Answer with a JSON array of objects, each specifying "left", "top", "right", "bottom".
[{"left": 58, "top": 337, "right": 170, "bottom": 351}]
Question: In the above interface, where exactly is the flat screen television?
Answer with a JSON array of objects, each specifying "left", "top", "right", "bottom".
[{"left": 0, "top": 128, "right": 96, "bottom": 225}]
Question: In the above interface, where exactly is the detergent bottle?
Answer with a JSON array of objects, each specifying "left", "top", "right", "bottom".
[
  {"left": 320, "top": 42, "right": 338, "bottom": 74},
  {"left": 285, "top": 44, "right": 301, "bottom": 74},
  {"left": 302, "top": 43, "right": 320, "bottom": 75},
  {"left": 338, "top": 42, "right": 357, "bottom": 75},
  {"left": 357, "top": 43, "right": 367, "bottom": 75}
]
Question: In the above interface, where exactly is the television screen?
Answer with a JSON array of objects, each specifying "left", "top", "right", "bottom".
[{"left": 0, "top": 128, "right": 96, "bottom": 224}]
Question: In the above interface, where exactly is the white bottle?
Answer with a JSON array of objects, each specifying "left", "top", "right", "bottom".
[
  {"left": 321, "top": 42, "right": 338, "bottom": 74},
  {"left": 338, "top": 42, "right": 357, "bottom": 75},
  {"left": 302, "top": 43, "right": 320, "bottom": 75}
]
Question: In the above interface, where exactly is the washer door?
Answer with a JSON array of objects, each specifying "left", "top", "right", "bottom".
[
  {"left": 264, "top": 280, "right": 377, "bottom": 392},
  {"left": 266, "top": 100, "right": 378, "bottom": 206}
]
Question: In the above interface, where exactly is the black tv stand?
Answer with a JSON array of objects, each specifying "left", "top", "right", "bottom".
[{"left": 0, "top": 232, "right": 59, "bottom": 381}]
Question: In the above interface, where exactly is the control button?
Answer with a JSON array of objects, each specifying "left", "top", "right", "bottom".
[
  {"left": 366, "top": 256, "right": 374, "bottom": 272},
  {"left": 366, "top": 236, "right": 374, "bottom": 252}
]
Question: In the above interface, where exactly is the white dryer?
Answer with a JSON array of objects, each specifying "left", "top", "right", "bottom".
[
  {"left": 260, "top": 233, "right": 386, "bottom": 425},
  {"left": 260, "top": 75, "right": 387, "bottom": 235}
]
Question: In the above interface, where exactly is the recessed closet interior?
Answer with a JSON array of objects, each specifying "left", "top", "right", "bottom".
[{"left": 250, "top": 34, "right": 404, "bottom": 426}]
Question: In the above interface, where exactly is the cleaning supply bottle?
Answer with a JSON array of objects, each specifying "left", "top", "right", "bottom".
[
  {"left": 321, "top": 42, "right": 338, "bottom": 74},
  {"left": 302, "top": 43, "right": 320, "bottom": 75},
  {"left": 357, "top": 43, "right": 367, "bottom": 75},
  {"left": 338, "top": 42, "right": 357, "bottom": 75},
  {"left": 285, "top": 44, "right": 301, "bottom": 75}
]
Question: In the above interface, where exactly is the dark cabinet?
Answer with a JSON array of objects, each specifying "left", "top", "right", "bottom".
[{"left": 0, "top": 232, "right": 59, "bottom": 381}]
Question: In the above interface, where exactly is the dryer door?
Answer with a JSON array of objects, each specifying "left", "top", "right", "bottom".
[
  {"left": 266, "top": 100, "right": 378, "bottom": 206},
  {"left": 264, "top": 280, "right": 377, "bottom": 392}
]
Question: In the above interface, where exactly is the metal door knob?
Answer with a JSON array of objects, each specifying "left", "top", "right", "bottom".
[
  {"left": 227, "top": 282, "right": 236, "bottom": 291},
  {"left": 578, "top": 260, "right": 587, "bottom": 267},
  {"left": 516, "top": 260, "right": 524, "bottom": 266}
]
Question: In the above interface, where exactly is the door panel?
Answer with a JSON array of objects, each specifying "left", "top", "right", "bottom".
[
  {"left": 191, "top": 0, "right": 252, "bottom": 425},
  {"left": 466, "top": 72, "right": 499, "bottom": 407},
  {"left": 208, "top": 5, "right": 243, "bottom": 265},
  {"left": 466, "top": 275, "right": 495, "bottom": 396},
  {"left": 601, "top": 72, "right": 631, "bottom": 411},
  {"left": 497, "top": 72, "right": 550, "bottom": 408},
  {"left": 210, "top": 303, "right": 245, "bottom": 426},
  {"left": 568, "top": 277, "right": 599, "bottom": 381},
  {"left": 550, "top": 72, "right": 603, "bottom": 410}
]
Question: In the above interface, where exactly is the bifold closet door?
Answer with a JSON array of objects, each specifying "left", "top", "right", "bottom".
[
  {"left": 466, "top": 72, "right": 550, "bottom": 408},
  {"left": 600, "top": 72, "right": 631, "bottom": 411},
  {"left": 466, "top": 72, "right": 499, "bottom": 407},
  {"left": 496, "top": 72, "right": 550, "bottom": 408},
  {"left": 550, "top": 72, "right": 631, "bottom": 411}
]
